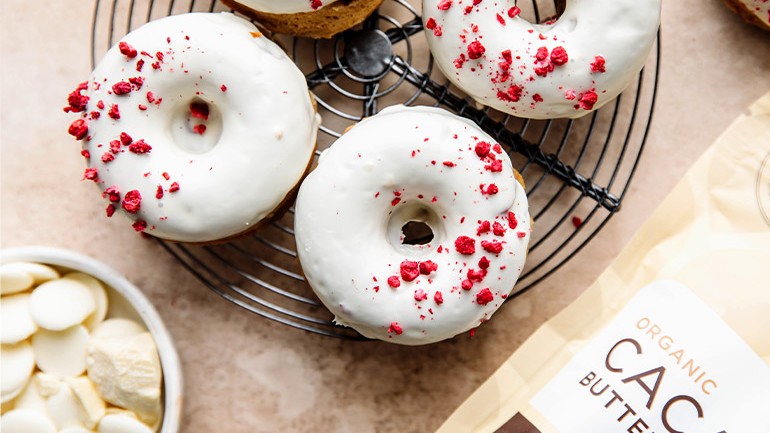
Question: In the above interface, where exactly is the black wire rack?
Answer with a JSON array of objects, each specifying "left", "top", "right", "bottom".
[{"left": 91, "top": 0, "right": 660, "bottom": 340}]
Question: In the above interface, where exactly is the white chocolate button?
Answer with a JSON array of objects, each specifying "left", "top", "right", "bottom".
[
  {"left": 65, "top": 376, "right": 106, "bottom": 429},
  {"left": 0, "top": 409, "right": 57, "bottom": 433},
  {"left": 64, "top": 273, "right": 108, "bottom": 330},
  {"left": 0, "top": 265, "right": 34, "bottom": 295},
  {"left": 46, "top": 383, "right": 86, "bottom": 430},
  {"left": 1, "top": 341, "right": 35, "bottom": 403},
  {"left": 103, "top": 408, "right": 138, "bottom": 419},
  {"left": 1, "top": 293, "right": 38, "bottom": 344},
  {"left": 61, "top": 428, "right": 96, "bottom": 433},
  {"left": 98, "top": 414, "right": 153, "bottom": 433},
  {"left": 13, "top": 382, "right": 49, "bottom": 416},
  {"left": 34, "top": 372, "right": 62, "bottom": 397},
  {"left": 32, "top": 326, "right": 90, "bottom": 377},
  {"left": 29, "top": 278, "right": 95, "bottom": 331},
  {"left": 5, "top": 262, "right": 60, "bottom": 285},
  {"left": 90, "top": 319, "right": 144, "bottom": 341}
]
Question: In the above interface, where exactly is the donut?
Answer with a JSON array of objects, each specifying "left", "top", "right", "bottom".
[
  {"left": 221, "top": 0, "right": 386, "bottom": 39},
  {"left": 64, "top": 13, "right": 320, "bottom": 243},
  {"left": 294, "top": 105, "right": 531, "bottom": 345},
  {"left": 722, "top": 0, "right": 770, "bottom": 31},
  {"left": 422, "top": 0, "right": 661, "bottom": 119}
]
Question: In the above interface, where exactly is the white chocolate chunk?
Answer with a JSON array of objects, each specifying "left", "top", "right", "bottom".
[
  {"left": 64, "top": 273, "right": 108, "bottom": 330},
  {"left": 87, "top": 333, "right": 161, "bottom": 424},
  {"left": 13, "top": 382, "right": 49, "bottom": 416},
  {"left": 0, "top": 266, "right": 34, "bottom": 295},
  {"left": 98, "top": 414, "right": 153, "bottom": 433},
  {"left": 46, "top": 383, "right": 86, "bottom": 430},
  {"left": 1, "top": 293, "right": 38, "bottom": 344},
  {"left": 90, "top": 319, "right": 144, "bottom": 341},
  {"left": 29, "top": 278, "right": 96, "bottom": 331},
  {"left": 1, "top": 341, "right": 35, "bottom": 403},
  {"left": 34, "top": 372, "right": 62, "bottom": 397},
  {"left": 65, "top": 376, "right": 106, "bottom": 429},
  {"left": 0, "top": 408, "right": 57, "bottom": 433},
  {"left": 5, "top": 262, "right": 59, "bottom": 285},
  {"left": 32, "top": 326, "right": 90, "bottom": 377}
]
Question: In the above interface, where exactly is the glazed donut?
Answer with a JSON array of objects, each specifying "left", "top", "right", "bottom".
[
  {"left": 65, "top": 13, "right": 320, "bottom": 243},
  {"left": 722, "top": 0, "right": 770, "bottom": 31},
  {"left": 294, "top": 105, "right": 531, "bottom": 345},
  {"left": 422, "top": 0, "right": 661, "bottom": 119},
  {"left": 220, "top": 0, "right": 386, "bottom": 39}
]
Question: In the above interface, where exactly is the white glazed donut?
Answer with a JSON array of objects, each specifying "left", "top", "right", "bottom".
[
  {"left": 422, "top": 0, "right": 661, "bottom": 119},
  {"left": 225, "top": 0, "right": 334, "bottom": 14},
  {"left": 65, "top": 13, "right": 320, "bottom": 243},
  {"left": 295, "top": 105, "right": 531, "bottom": 345}
]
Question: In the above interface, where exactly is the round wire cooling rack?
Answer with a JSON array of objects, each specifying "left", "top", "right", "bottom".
[{"left": 91, "top": 0, "right": 660, "bottom": 340}]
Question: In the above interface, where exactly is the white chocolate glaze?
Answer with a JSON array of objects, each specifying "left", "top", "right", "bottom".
[
  {"left": 423, "top": 0, "right": 661, "bottom": 119},
  {"left": 66, "top": 13, "right": 320, "bottom": 242},
  {"left": 295, "top": 105, "right": 531, "bottom": 345},
  {"left": 739, "top": 0, "right": 770, "bottom": 25},
  {"left": 227, "top": 0, "right": 335, "bottom": 14}
]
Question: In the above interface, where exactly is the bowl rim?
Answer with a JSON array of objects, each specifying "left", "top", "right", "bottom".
[{"left": 0, "top": 246, "right": 183, "bottom": 433}]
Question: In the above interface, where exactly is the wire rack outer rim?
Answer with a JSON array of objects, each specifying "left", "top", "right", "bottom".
[{"left": 90, "top": 0, "right": 660, "bottom": 340}]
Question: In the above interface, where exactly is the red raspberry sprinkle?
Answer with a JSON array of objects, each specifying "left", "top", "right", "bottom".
[
  {"left": 122, "top": 189, "right": 142, "bottom": 214},
  {"left": 128, "top": 76, "right": 144, "bottom": 89},
  {"left": 478, "top": 256, "right": 490, "bottom": 269},
  {"left": 467, "top": 269, "right": 486, "bottom": 282},
  {"left": 578, "top": 90, "right": 598, "bottom": 110},
  {"left": 68, "top": 119, "right": 88, "bottom": 140},
  {"left": 119, "top": 132, "right": 132, "bottom": 146},
  {"left": 419, "top": 260, "right": 438, "bottom": 275},
  {"left": 118, "top": 41, "right": 137, "bottom": 58},
  {"left": 434, "top": 291, "right": 444, "bottom": 304},
  {"left": 81, "top": 150, "right": 91, "bottom": 159},
  {"left": 156, "top": 185, "right": 164, "bottom": 199},
  {"left": 387, "top": 276, "right": 401, "bottom": 288},
  {"left": 193, "top": 125, "right": 207, "bottom": 135},
  {"left": 391, "top": 197, "right": 401, "bottom": 206},
  {"left": 455, "top": 236, "right": 476, "bottom": 255},
  {"left": 517, "top": 231, "right": 527, "bottom": 238},
  {"left": 104, "top": 186, "right": 120, "bottom": 202},
  {"left": 507, "top": 211, "right": 518, "bottom": 229},
  {"left": 310, "top": 0, "right": 323, "bottom": 10},
  {"left": 162, "top": 172, "right": 170, "bottom": 180},
  {"left": 470, "top": 328, "right": 477, "bottom": 337},
  {"left": 508, "top": 6, "right": 521, "bottom": 17},
  {"left": 388, "top": 322, "right": 403, "bottom": 335},
  {"left": 467, "top": 40, "right": 486, "bottom": 60},
  {"left": 481, "top": 184, "right": 499, "bottom": 195},
  {"left": 414, "top": 289, "right": 428, "bottom": 302},
  {"left": 572, "top": 216, "right": 583, "bottom": 228},
  {"left": 426, "top": 17, "right": 437, "bottom": 30},
  {"left": 534, "top": 63, "right": 555, "bottom": 77},
  {"left": 590, "top": 56, "right": 606, "bottom": 73},
  {"left": 138, "top": 104, "right": 147, "bottom": 111},
  {"left": 496, "top": 13, "right": 506, "bottom": 25},
  {"left": 128, "top": 139, "right": 152, "bottom": 154},
  {"left": 565, "top": 89, "right": 576, "bottom": 100},
  {"left": 65, "top": 83, "right": 90, "bottom": 113},
  {"left": 475, "top": 141, "right": 491, "bottom": 158},
  {"left": 476, "top": 288, "right": 494, "bottom": 305},
  {"left": 106, "top": 204, "right": 116, "bottom": 218},
  {"left": 220, "top": 84, "right": 227, "bottom": 92},
  {"left": 461, "top": 279, "right": 473, "bottom": 290},
  {"left": 432, "top": 25, "right": 443, "bottom": 37},
  {"left": 485, "top": 159, "right": 503, "bottom": 172},
  {"left": 136, "top": 59, "right": 145, "bottom": 71},
  {"left": 132, "top": 220, "right": 148, "bottom": 232},
  {"left": 535, "top": 46, "right": 549, "bottom": 62},
  {"left": 108, "top": 104, "right": 120, "bottom": 120},
  {"left": 533, "top": 93, "right": 544, "bottom": 103},
  {"left": 492, "top": 221, "right": 506, "bottom": 236},
  {"left": 101, "top": 152, "right": 115, "bottom": 163},
  {"left": 190, "top": 102, "right": 209, "bottom": 120},
  {"left": 477, "top": 220, "right": 491, "bottom": 235},
  {"left": 146, "top": 92, "right": 156, "bottom": 103},
  {"left": 111, "top": 81, "right": 132, "bottom": 95},
  {"left": 493, "top": 143, "right": 503, "bottom": 154},
  {"left": 83, "top": 168, "right": 98, "bottom": 182},
  {"left": 169, "top": 182, "right": 180, "bottom": 193},
  {"left": 454, "top": 54, "right": 466, "bottom": 69},
  {"left": 155, "top": 51, "right": 164, "bottom": 61},
  {"left": 400, "top": 260, "right": 420, "bottom": 282},
  {"left": 550, "top": 46, "right": 569, "bottom": 66},
  {"left": 437, "top": 0, "right": 452, "bottom": 10},
  {"left": 442, "top": 161, "right": 456, "bottom": 167},
  {"left": 481, "top": 240, "right": 503, "bottom": 254},
  {"left": 96, "top": 100, "right": 105, "bottom": 110}
]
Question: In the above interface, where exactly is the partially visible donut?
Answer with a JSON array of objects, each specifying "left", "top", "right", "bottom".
[
  {"left": 722, "top": 0, "right": 770, "bottom": 31},
  {"left": 422, "top": 0, "right": 661, "bottom": 119},
  {"left": 64, "top": 13, "right": 320, "bottom": 243},
  {"left": 294, "top": 105, "right": 531, "bottom": 345},
  {"left": 220, "top": 0, "right": 386, "bottom": 39}
]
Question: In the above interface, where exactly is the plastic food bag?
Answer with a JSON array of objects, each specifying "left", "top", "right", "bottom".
[{"left": 437, "top": 93, "right": 770, "bottom": 433}]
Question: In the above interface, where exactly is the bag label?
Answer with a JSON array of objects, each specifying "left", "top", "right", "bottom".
[{"left": 530, "top": 280, "right": 770, "bottom": 433}]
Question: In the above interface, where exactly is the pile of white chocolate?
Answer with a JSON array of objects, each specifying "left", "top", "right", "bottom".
[{"left": 1, "top": 262, "right": 163, "bottom": 433}]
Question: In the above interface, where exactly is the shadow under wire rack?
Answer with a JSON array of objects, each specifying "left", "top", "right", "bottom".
[{"left": 91, "top": 0, "right": 660, "bottom": 340}]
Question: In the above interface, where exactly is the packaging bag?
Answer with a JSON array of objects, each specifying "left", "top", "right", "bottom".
[{"left": 437, "top": 93, "right": 770, "bottom": 433}]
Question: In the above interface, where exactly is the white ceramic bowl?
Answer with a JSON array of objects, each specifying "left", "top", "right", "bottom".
[{"left": 0, "top": 246, "right": 182, "bottom": 433}]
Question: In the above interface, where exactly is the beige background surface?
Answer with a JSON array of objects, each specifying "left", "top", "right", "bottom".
[{"left": 1, "top": 1, "right": 769, "bottom": 432}]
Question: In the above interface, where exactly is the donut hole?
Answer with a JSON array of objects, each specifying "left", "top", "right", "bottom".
[
  {"left": 401, "top": 221, "right": 434, "bottom": 246},
  {"left": 170, "top": 97, "right": 223, "bottom": 154}
]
